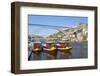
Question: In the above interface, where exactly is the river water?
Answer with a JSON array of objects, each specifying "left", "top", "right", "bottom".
[{"left": 28, "top": 42, "right": 88, "bottom": 61}]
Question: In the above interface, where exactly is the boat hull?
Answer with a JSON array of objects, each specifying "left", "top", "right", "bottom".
[
  {"left": 43, "top": 48, "right": 57, "bottom": 55},
  {"left": 57, "top": 47, "right": 72, "bottom": 53}
]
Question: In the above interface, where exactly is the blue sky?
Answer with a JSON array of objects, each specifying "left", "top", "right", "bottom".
[{"left": 28, "top": 15, "right": 88, "bottom": 37}]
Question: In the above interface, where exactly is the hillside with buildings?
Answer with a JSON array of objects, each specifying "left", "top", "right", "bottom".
[{"left": 47, "top": 23, "right": 88, "bottom": 42}]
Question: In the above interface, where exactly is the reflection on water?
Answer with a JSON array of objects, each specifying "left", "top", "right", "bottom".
[
  {"left": 28, "top": 50, "right": 71, "bottom": 60},
  {"left": 28, "top": 42, "right": 88, "bottom": 61}
]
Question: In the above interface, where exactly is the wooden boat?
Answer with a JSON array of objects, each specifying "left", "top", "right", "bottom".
[
  {"left": 42, "top": 42, "right": 57, "bottom": 55},
  {"left": 32, "top": 42, "right": 42, "bottom": 54},
  {"left": 56, "top": 43, "right": 72, "bottom": 52}
]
